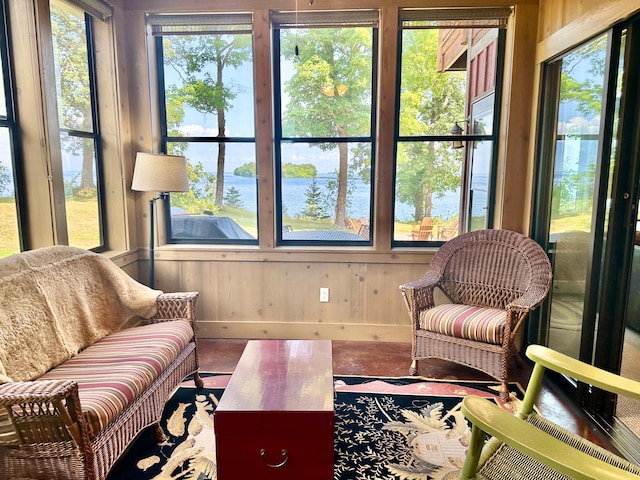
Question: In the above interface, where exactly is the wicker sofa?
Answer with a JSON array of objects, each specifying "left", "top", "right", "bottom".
[{"left": 0, "top": 246, "right": 202, "bottom": 480}]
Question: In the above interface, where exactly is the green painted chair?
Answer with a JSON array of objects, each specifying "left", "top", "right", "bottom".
[{"left": 459, "top": 344, "right": 640, "bottom": 480}]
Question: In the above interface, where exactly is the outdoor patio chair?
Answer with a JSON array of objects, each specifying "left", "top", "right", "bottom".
[
  {"left": 437, "top": 218, "right": 459, "bottom": 241},
  {"left": 459, "top": 344, "right": 640, "bottom": 480},
  {"left": 411, "top": 216, "right": 433, "bottom": 240},
  {"left": 399, "top": 229, "right": 552, "bottom": 401}
]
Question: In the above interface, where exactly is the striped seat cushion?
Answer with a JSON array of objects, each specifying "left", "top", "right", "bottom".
[
  {"left": 419, "top": 304, "right": 507, "bottom": 344},
  {"left": 40, "top": 319, "right": 193, "bottom": 437}
]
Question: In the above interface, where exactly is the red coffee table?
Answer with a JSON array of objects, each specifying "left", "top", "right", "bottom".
[{"left": 214, "top": 339, "right": 334, "bottom": 479}]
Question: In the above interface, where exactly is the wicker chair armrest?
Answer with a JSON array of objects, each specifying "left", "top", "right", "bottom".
[
  {"left": 0, "top": 379, "right": 76, "bottom": 406},
  {"left": 399, "top": 275, "right": 440, "bottom": 325},
  {"left": 399, "top": 275, "right": 439, "bottom": 292},
  {"left": 506, "top": 287, "right": 550, "bottom": 314},
  {"left": 460, "top": 395, "right": 639, "bottom": 480},
  {"left": 152, "top": 291, "right": 199, "bottom": 324},
  {"left": 0, "top": 379, "right": 89, "bottom": 449},
  {"left": 399, "top": 273, "right": 440, "bottom": 304},
  {"left": 527, "top": 345, "right": 640, "bottom": 401}
]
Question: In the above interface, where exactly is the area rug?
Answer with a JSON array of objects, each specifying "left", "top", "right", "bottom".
[{"left": 107, "top": 374, "right": 523, "bottom": 480}]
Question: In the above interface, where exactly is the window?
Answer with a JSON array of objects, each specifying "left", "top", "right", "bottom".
[
  {"left": 50, "top": 0, "right": 105, "bottom": 249},
  {"left": 393, "top": 8, "right": 509, "bottom": 244},
  {"left": 533, "top": 33, "right": 613, "bottom": 359},
  {"left": 0, "top": 0, "right": 23, "bottom": 257},
  {"left": 272, "top": 11, "right": 378, "bottom": 245},
  {"left": 152, "top": 14, "right": 258, "bottom": 244}
]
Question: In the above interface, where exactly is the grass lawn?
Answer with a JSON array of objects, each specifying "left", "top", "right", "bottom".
[
  {"left": 0, "top": 199, "right": 20, "bottom": 257},
  {"left": 0, "top": 199, "right": 595, "bottom": 258},
  {"left": 0, "top": 199, "right": 101, "bottom": 257}
]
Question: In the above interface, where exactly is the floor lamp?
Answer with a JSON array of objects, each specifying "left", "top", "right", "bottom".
[{"left": 131, "top": 152, "right": 189, "bottom": 289}]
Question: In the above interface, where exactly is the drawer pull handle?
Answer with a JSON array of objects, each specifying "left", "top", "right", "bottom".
[{"left": 260, "top": 448, "right": 289, "bottom": 468}]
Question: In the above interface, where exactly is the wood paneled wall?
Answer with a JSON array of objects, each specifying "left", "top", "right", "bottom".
[
  {"left": 536, "top": 0, "right": 640, "bottom": 61},
  {"left": 151, "top": 250, "right": 432, "bottom": 341},
  {"left": 15, "top": 0, "right": 602, "bottom": 342},
  {"left": 7, "top": 0, "right": 634, "bottom": 342},
  {"left": 114, "top": 0, "right": 540, "bottom": 342}
]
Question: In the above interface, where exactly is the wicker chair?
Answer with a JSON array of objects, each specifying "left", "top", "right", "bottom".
[
  {"left": 459, "top": 344, "right": 640, "bottom": 480},
  {"left": 399, "top": 229, "right": 552, "bottom": 401}
]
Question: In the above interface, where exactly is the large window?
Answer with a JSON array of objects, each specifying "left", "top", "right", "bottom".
[
  {"left": 0, "top": 0, "right": 22, "bottom": 257},
  {"left": 152, "top": 14, "right": 258, "bottom": 244},
  {"left": 393, "top": 9, "right": 509, "bottom": 244},
  {"left": 272, "top": 11, "right": 378, "bottom": 245},
  {"left": 50, "top": 0, "right": 105, "bottom": 249}
]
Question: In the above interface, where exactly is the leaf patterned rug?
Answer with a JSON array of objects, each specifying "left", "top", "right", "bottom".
[{"left": 107, "top": 375, "right": 523, "bottom": 480}]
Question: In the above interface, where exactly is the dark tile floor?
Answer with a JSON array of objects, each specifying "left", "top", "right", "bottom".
[{"left": 197, "top": 338, "right": 610, "bottom": 448}]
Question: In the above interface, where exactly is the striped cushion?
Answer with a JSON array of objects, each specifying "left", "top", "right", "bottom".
[
  {"left": 420, "top": 304, "right": 507, "bottom": 344},
  {"left": 40, "top": 319, "right": 193, "bottom": 436}
]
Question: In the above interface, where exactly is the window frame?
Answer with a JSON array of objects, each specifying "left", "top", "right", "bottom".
[
  {"left": 0, "top": 0, "right": 26, "bottom": 254},
  {"left": 152, "top": 14, "right": 259, "bottom": 246},
  {"left": 271, "top": 11, "right": 379, "bottom": 247},
  {"left": 50, "top": 2, "right": 107, "bottom": 251},
  {"left": 391, "top": 9, "right": 508, "bottom": 247}
]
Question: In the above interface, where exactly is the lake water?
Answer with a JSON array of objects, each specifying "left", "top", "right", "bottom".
[
  {"left": 63, "top": 170, "right": 485, "bottom": 222},
  {"left": 224, "top": 173, "right": 466, "bottom": 222}
]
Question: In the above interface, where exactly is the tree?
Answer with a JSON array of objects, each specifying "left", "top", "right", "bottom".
[
  {"left": 163, "top": 34, "right": 252, "bottom": 207},
  {"left": 0, "top": 163, "right": 10, "bottom": 197},
  {"left": 560, "top": 36, "right": 607, "bottom": 118},
  {"left": 395, "top": 29, "right": 466, "bottom": 222},
  {"left": 224, "top": 186, "right": 243, "bottom": 208},
  {"left": 280, "top": 27, "right": 373, "bottom": 228},
  {"left": 50, "top": 4, "right": 95, "bottom": 193},
  {"left": 299, "top": 177, "right": 329, "bottom": 220},
  {"left": 170, "top": 161, "right": 216, "bottom": 214}
]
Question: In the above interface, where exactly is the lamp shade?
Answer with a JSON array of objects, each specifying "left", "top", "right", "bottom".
[{"left": 131, "top": 153, "right": 189, "bottom": 193}]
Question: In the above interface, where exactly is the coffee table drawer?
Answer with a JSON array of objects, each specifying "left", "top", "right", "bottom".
[{"left": 216, "top": 429, "right": 334, "bottom": 479}]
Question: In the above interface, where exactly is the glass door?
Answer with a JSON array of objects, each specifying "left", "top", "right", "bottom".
[
  {"left": 607, "top": 20, "right": 640, "bottom": 458},
  {"left": 618, "top": 217, "right": 640, "bottom": 443},
  {"left": 533, "top": 16, "right": 640, "bottom": 460},
  {"left": 538, "top": 34, "right": 610, "bottom": 362}
]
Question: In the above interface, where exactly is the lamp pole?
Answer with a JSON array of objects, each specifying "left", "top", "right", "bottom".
[
  {"left": 131, "top": 153, "right": 189, "bottom": 289},
  {"left": 149, "top": 192, "right": 170, "bottom": 289},
  {"left": 148, "top": 196, "right": 158, "bottom": 289}
]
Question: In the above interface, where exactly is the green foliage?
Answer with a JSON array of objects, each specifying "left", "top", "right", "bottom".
[
  {"left": 223, "top": 186, "right": 243, "bottom": 208},
  {"left": 281, "top": 27, "right": 372, "bottom": 140},
  {"left": 164, "top": 35, "right": 252, "bottom": 115},
  {"left": 560, "top": 35, "right": 606, "bottom": 118},
  {"left": 50, "top": 4, "right": 96, "bottom": 191},
  {"left": 235, "top": 162, "right": 317, "bottom": 178},
  {"left": 63, "top": 172, "right": 97, "bottom": 201},
  {"left": 282, "top": 163, "right": 317, "bottom": 178},
  {"left": 350, "top": 143, "right": 372, "bottom": 185},
  {"left": 280, "top": 27, "right": 373, "bottom": 227},
  {"left": 557, "top": 163, "right": 596, "bottom": 215},
  {"left": 163, "top": 34, "right": 253, "bottom": 207},
  {"left": 234, "top": 163, "right": 256, "bottom": 177},
  {"left": 299, "top": 177, "right": 329, "bottom": 220},
  {"left": 50, "top": 5, "right": 91, "bottom": 135},
  {"left": 395, "top": 29, "right": 466, "bottom": 222},
  {"left": 171, "top": 161, "right": 218, "bottom": 214}
]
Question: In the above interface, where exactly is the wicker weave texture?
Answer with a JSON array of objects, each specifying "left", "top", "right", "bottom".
[
  {"left": 400, "top": 229, "right": 552, "bottom": 401},
  {"left": 475, "top": 413, "right": 640, "bottom": 480},
  {"left": 0, "top": 292, "right": 201, "bottom": 480}
]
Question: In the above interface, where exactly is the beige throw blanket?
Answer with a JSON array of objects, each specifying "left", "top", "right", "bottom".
[{"left": 0, "top": 246, "right": 161, "bottom": 383}]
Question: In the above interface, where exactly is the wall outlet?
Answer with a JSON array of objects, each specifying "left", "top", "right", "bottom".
[{"left": 320, "top": 287, "right": 329, "bottom": 303}]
